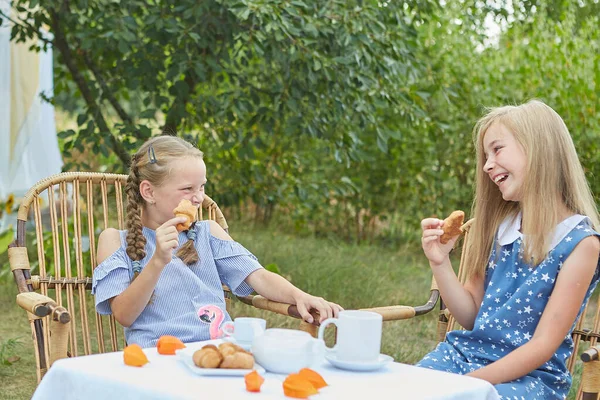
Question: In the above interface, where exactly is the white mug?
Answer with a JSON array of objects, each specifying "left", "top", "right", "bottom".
[
  {"left": 318, "top": 310, "right": 382, "bottom": 362},
  {"left": 221, "top": 317, "right": 266, "bottom": 344}
]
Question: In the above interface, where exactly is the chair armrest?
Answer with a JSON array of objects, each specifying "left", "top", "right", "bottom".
[
  {"left": 236, "top": 295, "right": 321, "bottom": 326},
  {"left": 581, "top": 346, "right": 600, "bottom": 362},
  {"left": 581, "top": 345, "right": 600, "bottom": 398},
  {"left": 16, "top": 292, "right": 71, "bottom": 323},
  {"left": 360, "top": 289, "right": 440, "bottom": 321},
  {"left": 17, "top": 292, "right": 72, "bottom": 367},
  {"left": 237, "top": 289, "right": 440, "bottom": 324},
  {"left": 360, "top": 305, "right": 416, "bottom": 320}
]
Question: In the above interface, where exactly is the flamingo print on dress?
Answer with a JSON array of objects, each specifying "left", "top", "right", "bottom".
[{"left": 197, "top": 304, "right": 229, "bottom": 339}]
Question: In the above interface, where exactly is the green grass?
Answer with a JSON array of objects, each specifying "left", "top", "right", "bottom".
[
  {"left": 0, "top": 283, "right": 36, "bottom": 400},
  {"left": 0, "top": 223, "right": 590, "bottom": 399}
]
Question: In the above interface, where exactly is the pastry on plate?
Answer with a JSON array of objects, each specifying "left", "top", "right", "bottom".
[
  {"left": 193, "top": 345, "right": 223, "bottom": 368},
  {"left": 218, "top": 342, "right": 244, "bottom": 357},
  {"left": 220, "top": 351, "right": 254, "bottom": 369}
]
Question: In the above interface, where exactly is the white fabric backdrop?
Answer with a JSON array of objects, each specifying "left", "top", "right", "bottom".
[{"left": 0, "top": 0, "right": 62, "bottom": 230}]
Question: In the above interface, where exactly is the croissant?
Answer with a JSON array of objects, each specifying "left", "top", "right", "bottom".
[
  {"left": 218, "top": 342, "right": 245, "bottom": 357},
  {"left": 219, "top": 351, "right": 255, "bottom": 369},
  {"left": 440, "top": 210, "right": 465, "bottom": 244},
  {"left": 192, "top": 345, "right": 223, "bottom": 368},
  {"left": 173, "top": 199, "right": 197, "bottom": 232}
]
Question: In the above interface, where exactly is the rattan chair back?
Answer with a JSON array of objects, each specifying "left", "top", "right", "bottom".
[{"left": 8, "top": 172, "right": 228, "bottom": 382}]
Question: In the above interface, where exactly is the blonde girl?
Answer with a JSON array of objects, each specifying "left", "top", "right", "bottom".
[{"left": 417, "top": 100, "right": 600, "bottom": 399}]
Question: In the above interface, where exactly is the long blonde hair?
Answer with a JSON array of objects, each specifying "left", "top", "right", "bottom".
[
  {"left": 464, "top": 100, "right": 599, "bottom": 279},
  {"left": 125, "top": 136, "right": 204, "bottom": 271}
]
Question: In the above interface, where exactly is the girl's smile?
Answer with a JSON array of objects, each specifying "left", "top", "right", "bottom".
[
  {"left": 483, "top": 123, "right": 527, "bottom": 202},
  {"left": 141, "top": 157, "right": 207, "bottom": 229}
]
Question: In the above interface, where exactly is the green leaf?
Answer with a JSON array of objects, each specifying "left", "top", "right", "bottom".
[
  {"left": 313, "top": 58, "right": 321, "bottom": 71},
  {"left": 304, "top": 23, "right": 318, "bottom": 37},
  {"left": 239, "top": 8, "right": 251, "bottom": 20},
  {"left": 332, "top": 56, "right": 353, "bottom": 65},
  {"left": 376, "top": 134, "right": 388, "bottom": 153},
  {"left": 77, "top": 114, "right": 87, "bottom": 126},
  {"left": 117, "top": 40, "right": 129, "bottom": 53},
  {"left": 264, "top": 263, "right": 280, "bottom": 274},
  {"left": 416, "top": 91, "right": 431, "bottom": 101},
  {"left": 57, "top": 129, "right": 75, "bottom": 139},
  {"left": 387, "top": 129, "right": 402, "bottom": 140},
  {"left": 0, "top": 227, "right": 14, "bottom": 255},
  {"left": 139, "top": 109, "right": 156, "bottom": 119}
]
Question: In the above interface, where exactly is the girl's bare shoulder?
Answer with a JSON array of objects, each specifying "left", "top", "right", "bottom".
[
  {"left": 97, "top": 228, "right": 123, "bottom": 264},
  {"left": 573, "top": 235, "right": 600, "bottom": 257},
  {"left": 206, "top": 220, "right": 233, "bottom": 241}
]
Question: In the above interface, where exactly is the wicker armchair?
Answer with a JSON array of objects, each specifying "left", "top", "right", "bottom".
[
  {"left": 360, "top": 219, "right": 600, "bottom": 400},
  {"left": 8, "top": 172, "right": 319, "bottom": 384}
]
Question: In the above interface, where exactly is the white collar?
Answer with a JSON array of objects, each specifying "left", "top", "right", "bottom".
[{"left": 497, "top": 212, "right": 588, "bottom": 248}]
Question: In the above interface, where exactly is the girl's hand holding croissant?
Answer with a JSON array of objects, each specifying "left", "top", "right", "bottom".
[
  {"left": 153, "top": 217, "right": 188, "bottom": 266},
  {"left": 421, "top": 218, "right": 459, "bottom": 267}
]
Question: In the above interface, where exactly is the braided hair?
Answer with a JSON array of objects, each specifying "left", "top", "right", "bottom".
[{"left": 125, "top": 136, "right": 203, "bottom": 282}]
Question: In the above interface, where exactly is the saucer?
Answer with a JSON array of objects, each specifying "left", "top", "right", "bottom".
[
  {"left": 222, "top": 336, "right": 253, "bottom": 351},
  {"left": 325, "top": 353, "right": 393, "bottom": 372}
]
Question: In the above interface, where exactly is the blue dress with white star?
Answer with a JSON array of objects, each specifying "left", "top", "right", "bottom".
[{"left": 416, "top": 214, "right": 600, "bottom": 400}]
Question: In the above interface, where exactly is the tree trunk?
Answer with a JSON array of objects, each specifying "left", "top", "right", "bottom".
[{"left": 48, "top": 7, "right": 130, "bottom": 167}]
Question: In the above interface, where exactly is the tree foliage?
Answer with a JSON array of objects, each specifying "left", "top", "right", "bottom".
[
  {"left": 2, "top": 0, "right": 433, "bottom": 160},
  {"left": 2, "top": 1, "right": 599, "bottom": 245}
]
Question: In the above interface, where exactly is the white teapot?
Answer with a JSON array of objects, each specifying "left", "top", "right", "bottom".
[{"left": 251, "top": 328, "right": 325, "bottom": 374}]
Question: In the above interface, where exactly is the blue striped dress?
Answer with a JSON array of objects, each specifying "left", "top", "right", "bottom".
[{"left": 92, "top": 221, "right": 262, "bottom": 348}]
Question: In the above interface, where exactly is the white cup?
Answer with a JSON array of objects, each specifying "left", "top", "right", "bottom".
[
  {"left": 318, "top": 310, "right": 382, "bottom": 362},
  {"left": 221, "top": 317, "right": 266, "bottom": 344}
]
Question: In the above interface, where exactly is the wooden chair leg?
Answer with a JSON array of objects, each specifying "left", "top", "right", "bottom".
[{"left": 49, "top": 318, "right": 71, "bottom": 366}]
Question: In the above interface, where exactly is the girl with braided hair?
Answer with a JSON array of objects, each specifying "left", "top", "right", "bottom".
[{"left": 92, "top": 136, "right": 342, "bottom": 348}]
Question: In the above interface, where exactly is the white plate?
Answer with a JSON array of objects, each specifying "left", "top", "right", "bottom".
[
  {"left": 222, "top": 336, "right": 253, "bottom": 351},
  {"left": 178, "top": 349, "right": 265, "bottom": 376},
  {"left": 325, "top": 353, "right": 393, "bottom": 372}
]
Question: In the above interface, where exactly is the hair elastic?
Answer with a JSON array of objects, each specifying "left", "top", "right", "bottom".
[
  {"left": 186, "top": 226, "right": 197, "bottom": 241},
  {"left": 132, "top": 260, "right": 142, "bottom": 275}
]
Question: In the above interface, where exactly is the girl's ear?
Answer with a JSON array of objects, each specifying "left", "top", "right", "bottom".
[{"left": 139, "top": 180, "right": 155, "bottom": 204}]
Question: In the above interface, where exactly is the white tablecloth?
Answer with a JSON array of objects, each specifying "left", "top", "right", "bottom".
[{"left": 32, "top": 341, "right": 500, "bottom": 400}]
